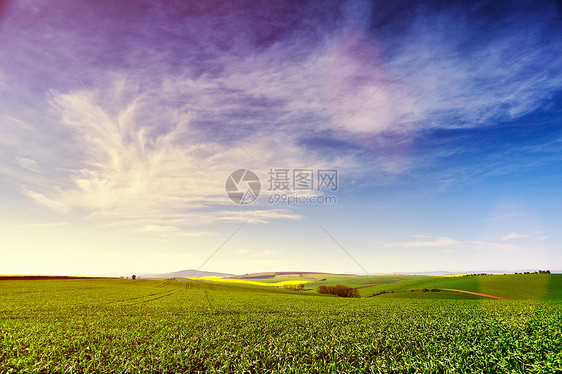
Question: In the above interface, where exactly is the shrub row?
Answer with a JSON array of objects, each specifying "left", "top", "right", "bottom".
[
  {"left": 317, "top": 284, "right": 359, "bottom": 298},
  {"left": 284, "top": 284, "right": 304, "bottom": 291}
]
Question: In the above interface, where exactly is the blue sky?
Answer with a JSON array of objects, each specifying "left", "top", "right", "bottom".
[{"left": 1, "top": 0, "right": 561, "bottom": 275}]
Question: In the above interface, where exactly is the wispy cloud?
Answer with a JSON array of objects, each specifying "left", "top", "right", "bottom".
[
  {"left": 14, "top": 221, "right": 71, "bottom": 228},
  {"left": 386, "top": 234, "right": 517, "bottom": 252},
  {"left": 502, "top": 231, "right": 551, "bottom": 242},
  {"left": 501, "top": 232, "right": 526, "bottom": 241},
  {"left": 388, "top": 235, "right": 461, "bottom": 248},
  {"left": 131, "top": 224, "right": 215, "bottom": 237},
  {"left": 14, "top": 80, "right": 322, "bottom": 226},
  {"left": 252, "top": 249, "right": 276, "bottom": 257}
]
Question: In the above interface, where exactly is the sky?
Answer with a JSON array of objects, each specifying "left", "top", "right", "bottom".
[{"left": 1, "top": 0, "right": 561, "bottom": 276}]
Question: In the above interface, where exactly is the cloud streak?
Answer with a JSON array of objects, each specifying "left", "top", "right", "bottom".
[
  {"left": 1, "top": 0, "right": 561, "bottom": 228},
  {"left": 386, "top": 234, "right": 518, "bottom": 253}
]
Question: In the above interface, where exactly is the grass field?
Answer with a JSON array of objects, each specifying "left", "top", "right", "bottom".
[
  {"left": 356, "top": 274, "right": 562, "bottom": 299},
  {"left": 1, "top": 276, "right": 562, "bottom": 372},
  {"left": 304, "top": 274, "right": 432, "bottom": 288},
  {"left": 193, "top": 273, "right": 562, "bottom": 300}
]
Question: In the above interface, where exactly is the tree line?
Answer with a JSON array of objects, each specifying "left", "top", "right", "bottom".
[
  {"left": 515, "top": 270, "right": 551, "bottom": 274},
  {"left": 317, "top": 284, "right": 359, "bottom": 298}
]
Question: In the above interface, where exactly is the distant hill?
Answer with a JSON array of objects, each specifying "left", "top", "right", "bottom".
[
  {"left": 235, "top": 271, "right": 351, "bottom": 279},
  {"left": 143, "top": 269, "right": 236, "bottom": 279}
]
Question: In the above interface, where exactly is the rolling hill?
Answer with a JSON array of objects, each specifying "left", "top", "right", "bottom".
[{"left": 142, "top": 269, "right": 236, "bottom": 279}]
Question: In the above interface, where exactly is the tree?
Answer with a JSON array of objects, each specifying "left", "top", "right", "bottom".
[
  {"left": 284, "top": 284, "right": 304, "bottom": 291},
  {"left": 132, "top": 274, "right": 136, "bottom": 280},
  {"left": 317, "top": 284, "right": 358, "bottom": 298}
]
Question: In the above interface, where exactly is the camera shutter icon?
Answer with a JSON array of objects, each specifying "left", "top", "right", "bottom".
[{"left": 226, "top": 169, "right": 261, "bottom": 204}]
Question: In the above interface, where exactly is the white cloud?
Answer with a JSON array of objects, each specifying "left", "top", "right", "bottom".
[
  {"left": 22, "top": 188, "right": 70, "bottom": 213},
  {"left": 388, "top": 10, "right": 562, "bottom": 129},
  {"left": 132, "top": 225, "right": 214, "bottom": 238},
  {"left": 15, "top": 157, "right": 39, "bottom": 172},
  {"left": 253, "top": 249, "right": 276, "bottom": 257},
  {"left": 501, "top": 232, "right": 526, "bottom": 241},
  {"left": 386, "top": 234, "right": 517, "bottom": 252},
  {"left": 386, "top": 236, "right": 460, "bottom": 248},
  {"left": 500, "top": 231, "right": 551, "bottom": 242},
  {"left": 15, "top": 221, "right": 70, "bottom": 228},
  {"left": 19, "top": 77, "right": 342, "bottom": 227}
]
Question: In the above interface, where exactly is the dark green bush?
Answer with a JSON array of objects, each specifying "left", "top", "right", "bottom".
[
  {"left": 317, "top": 284, "right": 359, "bottom": 298},
  {"left": 284, "top": 284, "right": 304, "bottom": 291}
]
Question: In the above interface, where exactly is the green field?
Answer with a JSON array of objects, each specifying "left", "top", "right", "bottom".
[
  {"left": 356, "top": 274, "right": 562, "bottom": 299},
  {"left": 1, "top": 276, "right": 561, "bottom": 372},
  {"left": 305, "top": 274, "right": 432, "bottom": 289},
  {"left": 376, "top": 290, "right": 485, "bottom": 300},
  {"left": 208, "top": 273, "right": 562, "bottom": 300}
]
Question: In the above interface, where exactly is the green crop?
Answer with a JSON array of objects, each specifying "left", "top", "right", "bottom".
[{"left": 1, "top": 278, "right": 561, "bottom": 373}]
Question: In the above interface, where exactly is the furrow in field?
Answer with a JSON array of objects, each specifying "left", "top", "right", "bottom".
[
  {"left": 440, "top": 288, "right": 511, "bottom": 300},
  {"left": 103, "top": 287, "right": 177, "bottom": 305},
  {"left": 122, "top": 289, "right": 180, "bottom": 305}
]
